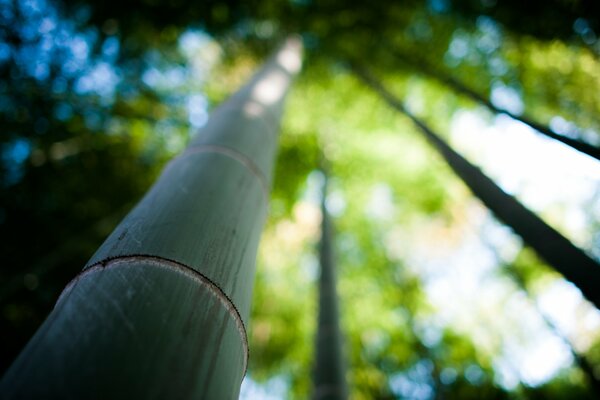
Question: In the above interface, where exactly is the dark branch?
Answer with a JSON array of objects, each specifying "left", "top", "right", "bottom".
[
  {"left": 392, "top": 50, "right": 600, "bottom": 162},
  {"left": 352, "top": 63, "right": 600, "bottom": 310}
]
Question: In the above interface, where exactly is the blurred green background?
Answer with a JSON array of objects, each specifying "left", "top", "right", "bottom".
[{"left": 1, "top": 0, "right": 599, "bottom": 398}]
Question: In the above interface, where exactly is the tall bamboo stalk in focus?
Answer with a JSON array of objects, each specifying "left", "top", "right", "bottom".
[{"left": 1, "top": 37, "right": 302, "bottom": 399}]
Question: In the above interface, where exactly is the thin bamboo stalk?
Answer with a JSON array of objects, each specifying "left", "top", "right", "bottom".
[
  {"left": 392, "top": 50, "right": 600, "bottom": 161},
  {"left": 313, "top": 173, "right": 348, "bottom": 400},
  {"left": 352, "top": 64, "right": 600, "bottom": 310},
  {"left": 505, "top": 262, "right": 600, "bottom": 395}
]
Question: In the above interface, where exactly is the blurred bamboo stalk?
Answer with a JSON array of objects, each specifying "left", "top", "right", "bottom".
[
  {"left": 482, "top": 239, "right": 600, "bottom": 396},
  {"left": 352, "top": 63, "right": 600, "bottom": 310},
  {"left": 313, "top": 171, "right": 349, "bottom": 400},
  {"left": 392, "top": 50, "right": 600, "bottom": 161}
]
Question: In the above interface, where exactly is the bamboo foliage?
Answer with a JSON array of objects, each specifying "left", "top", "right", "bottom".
[{"left": 1, "top": 38, "right": 302, "bottom": 399}]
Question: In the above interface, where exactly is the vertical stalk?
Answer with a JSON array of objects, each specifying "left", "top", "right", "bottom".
[
  {"left": 1, "top": 38, "right": 302, "bottom": 399},
  {"left": 313, "top": 173, "right": 348, "bottom": 400},
  {"left": 352, "top": 64, "right": 600, "bottom": 310}
]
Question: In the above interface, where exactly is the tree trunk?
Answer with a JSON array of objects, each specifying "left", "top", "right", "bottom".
[
  {"left": 392, "top": 50, "right": 600, "bottom": 161},
  {"left": 313, "top": 173, "right": 348, "bottom": 400},
  {"left": 352, "top": 64, "right": 600, "bottom": 310},
  {"left": 0, "top": 37, "right": 302, "bottom": 399}
]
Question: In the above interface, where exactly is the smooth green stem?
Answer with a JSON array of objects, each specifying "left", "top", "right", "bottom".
[{"left": 1, "top": 37, "right": 302, "bottom": 399}]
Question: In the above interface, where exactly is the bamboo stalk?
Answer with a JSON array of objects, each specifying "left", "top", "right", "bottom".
[
  {"left": 392, "top": 50, "right": 600, "bottom": 161},
  {"left": 313, "top": 173, "right": 348, "bottom": 400},
  {"left": 352, "top": 63, "right": 600, "bottom": 310},
  {"left": 1, "top": 37, "right": 302, "bottom": 399}
]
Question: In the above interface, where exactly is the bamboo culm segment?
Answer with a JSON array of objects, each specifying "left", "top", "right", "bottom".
[
  {"left": 1, "top": 37, "right": 302, "bottom": 399},
  {"left": 353, "top": 64, "right": 600, "bottom": 310},
  {"left": 4, "top": 258, "right": 247, "bottom": 399}
]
